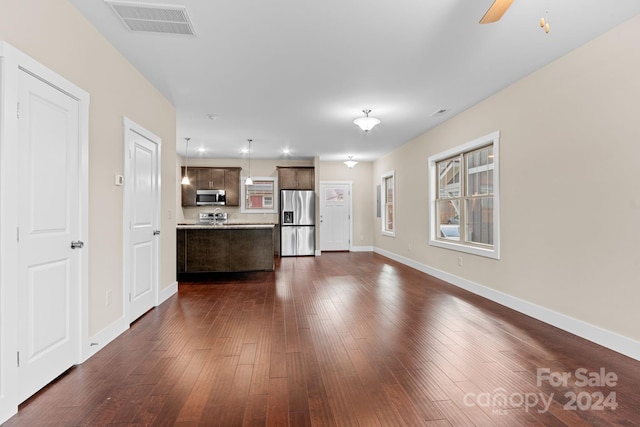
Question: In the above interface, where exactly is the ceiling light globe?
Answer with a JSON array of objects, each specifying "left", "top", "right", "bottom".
[
  {"left": 344, "top": 155, "right": 358, "bottom": 169},
  {"left": 344, "top": 160, "right": 358, "bottom": 168},
  {"left": 353, "top": 116, "right": 381, "bottom": 132}
]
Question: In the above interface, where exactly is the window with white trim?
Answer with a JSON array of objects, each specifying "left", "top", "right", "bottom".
[
  {"left": 241, "top": 177, "right": 278, "bottom": 213},
  {"left": 381, "top": 170, "right": 395, "bottom": 236},
  {"left": 429, "top": 131, "right": 500, "bottom": 259}
]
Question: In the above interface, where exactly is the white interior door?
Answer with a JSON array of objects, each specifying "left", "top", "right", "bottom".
[
  {"left": 17, "top": 70, "right": 82, "bottom": 402},
  {"left": 320, "top": 183, "right": 351, "bottom": 251},
  {"left": 124, "top": 119, "right": 160, "bottom": 322}
]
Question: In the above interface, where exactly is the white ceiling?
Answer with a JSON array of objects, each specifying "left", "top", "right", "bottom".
[{"left": 68, "top": 0, "right": 640, "bottom": 161}]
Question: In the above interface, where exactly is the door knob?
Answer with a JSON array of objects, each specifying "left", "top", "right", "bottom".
[
  {"left": 70, "top": 240, "right": 84, "bottom": 249},
  {"left": 153, "top": 230, "right": 161, "bottom": 235}
]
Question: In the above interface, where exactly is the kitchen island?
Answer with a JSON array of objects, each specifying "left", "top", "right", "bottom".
[{"left": 177, "top": 222, "right": 275, "bottom": 279}]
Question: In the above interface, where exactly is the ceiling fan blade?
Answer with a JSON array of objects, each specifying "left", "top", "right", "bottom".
[{"left": 479, "top": 0, "right": 514, "bottom": 24}]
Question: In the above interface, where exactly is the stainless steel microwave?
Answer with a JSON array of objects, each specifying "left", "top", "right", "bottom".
[{"left": 196, "top": 189, "right": 226, "bottom": 205}]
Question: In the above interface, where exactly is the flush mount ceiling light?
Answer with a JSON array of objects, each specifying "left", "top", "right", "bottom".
[
  {"left": 181, "top": 137, "right": 191, "bottom": 185},
  {"left": 245, "top": 139, "right": 253, "bottom": 185},
  {"left": 344, "top": 156, "right": 358, "bottom": 169},
  {"left": 353, "top": 109, "right": 381, "bottom": 132}
]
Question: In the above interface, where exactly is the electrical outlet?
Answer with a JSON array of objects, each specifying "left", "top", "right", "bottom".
[{"left": 458, "top": 256, "right": 463, "bottom": 267}]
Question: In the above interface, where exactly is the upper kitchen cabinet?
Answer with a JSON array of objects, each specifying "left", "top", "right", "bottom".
[
  {"left": 197, "top": 168, "right": 225, "bottom": 190},
  {"left": 277, "top": 167, "right": 315, "bottom": 190},
  {"left": 223, "top": 168, "right": 241, "bottom": 206},
  {"left": 181, "top": 167, "right": 241, "bottom": 207}
]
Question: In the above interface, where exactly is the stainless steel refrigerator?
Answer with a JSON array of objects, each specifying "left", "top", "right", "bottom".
[{"left": 280, "top": 190, "right": 315, "bottom": 256}]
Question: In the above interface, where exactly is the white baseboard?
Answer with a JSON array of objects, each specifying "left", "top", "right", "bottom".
[
  {"left": 350, "top": 245, "right": 373, "bottom": 252},
  {"left": 317, "top": 246, "right": 373, "bottom": 254},
  {"left": 374, "top": 247, "right": 640, "bottom": 362},
  {"left": 159, "top": 281, "right": 178, "bottom": 305},
  {"left": 82, "top": 316, "right": 129, "bottom": 362},
  {"left": 82, "top": 282, "right": 178, "bottom": 362}
]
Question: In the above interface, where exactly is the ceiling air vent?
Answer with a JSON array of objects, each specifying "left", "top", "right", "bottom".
[{"left": 105, "top": 1, "right": 196, "bottom": 36}]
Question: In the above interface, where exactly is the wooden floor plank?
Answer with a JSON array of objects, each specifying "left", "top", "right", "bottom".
[{"left": 4, "top": 252, "right": 640, "bottom": 426}]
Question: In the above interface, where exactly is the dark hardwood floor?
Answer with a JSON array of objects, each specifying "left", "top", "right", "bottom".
[{"left": 5, "top": 252, "right": 640, "bottom": 426}]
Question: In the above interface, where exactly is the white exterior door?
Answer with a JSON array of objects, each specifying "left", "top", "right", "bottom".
[
  {"left": 17, "top": 70, "right": 82, "bottom": 402},
  {"left": 124, "top": 119, "right": 160, "bottom": 323},
  {"left": 320, "top": 183, "right": 351, "bottom": 251}
]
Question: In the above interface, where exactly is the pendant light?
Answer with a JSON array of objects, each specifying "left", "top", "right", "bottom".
[
  {"left": 540, "top": 11, "right": 550, "bottom": 33},
  {"left": 353, "top": 109, "right": 381, "bottom": 132},
  {"left": 181, "top": 137, "right": 191, "bottom": 185},
  {"left": 245, "top": 139, "right": 253, "bottom": 185},
  {"left": 344, "top": 156, "right": 358, "bottom": 169}
]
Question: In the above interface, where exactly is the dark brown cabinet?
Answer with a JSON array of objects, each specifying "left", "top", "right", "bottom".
[
  {"left": 277, "top": 166, "right": 314, "bottom": 190},
  {"left": 177, "top": 227, "right": 274, "bottom": 278},
  {"left": 224, "top": 168, "right": 240, "bottom": 206},
  {"left": 197, "top": 168, "right": 225, "bottom": 190},
  {"left": 181, "top": 167, "right": 241, "bottom": 207}
]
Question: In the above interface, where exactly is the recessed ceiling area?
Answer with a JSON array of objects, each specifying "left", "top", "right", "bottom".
[{"left": 68, "top": 0, "right": 640, "bottom": 161}]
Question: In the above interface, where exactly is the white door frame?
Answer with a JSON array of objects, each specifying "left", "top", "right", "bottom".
[
  {"left": 319, "top": 181, "right": 353, "bottom": 252},
  {"left": 122, "top": 117, "right": 161, "bottom": 323},
  {"left": 0, "top": 41, "right": 89, "bottom": 421}
]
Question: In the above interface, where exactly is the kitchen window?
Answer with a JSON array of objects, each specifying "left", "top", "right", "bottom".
[
  {"left": 382, "top": 170, "right": 395, "bottom": 236},
  {"left": 429, "top": 131, "right": 500, "bottom": 259},
  {"left": 241, "top": 177, "right": 278, "bottom": 213}
]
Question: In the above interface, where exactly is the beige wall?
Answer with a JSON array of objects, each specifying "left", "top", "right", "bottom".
[
  {"left": 0, "top": 0, "right": 177, "bottom": 335},
  {"left": 374, "top": 15, "right": 640, "bottom": 341}
]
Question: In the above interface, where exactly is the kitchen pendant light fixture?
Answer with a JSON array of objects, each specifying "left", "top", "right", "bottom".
[
  {"left": 344, "top": 156, "right": 358, "bottom": 169},
  {"left": 181, "top": 137, "right": 191, "bottom": 185},
  {"left": 353, "top": 109, "right": 381, "bottom": 132},
  {"left": 245, "top": 139, "right": 253, "bottom": 185}
]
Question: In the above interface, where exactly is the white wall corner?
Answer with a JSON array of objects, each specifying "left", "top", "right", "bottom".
[
  {"left": 82, "top": 316, "right": 129, "bottom": 362},
  {"left": 159, "top": 281, "right": 178, "bottom": 305},
  {"left": 82, "top": 281, "right": 176, "bottom": 363}
]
